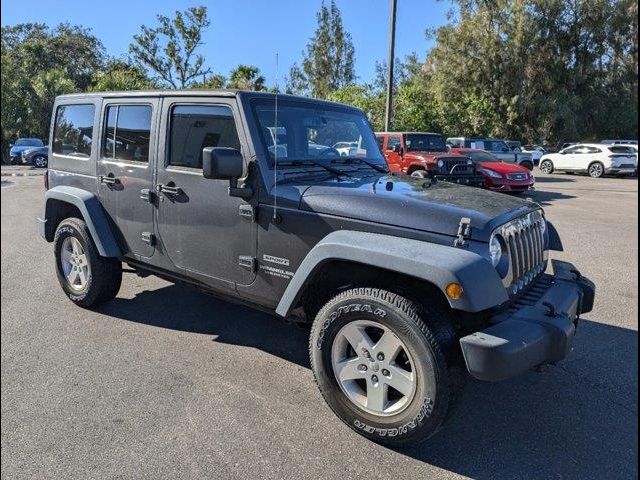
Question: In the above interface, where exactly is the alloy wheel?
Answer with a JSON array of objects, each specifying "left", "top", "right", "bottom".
[
  {"left": 60, "top": 237, "right": 90, "bottom": 291},
  {"left": 331, "top": 320, "right": 417, "bottom": 416}
]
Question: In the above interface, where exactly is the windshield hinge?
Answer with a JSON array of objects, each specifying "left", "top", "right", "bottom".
[{"left": 453, "top": 217, "right": 471, "bottom": 248}]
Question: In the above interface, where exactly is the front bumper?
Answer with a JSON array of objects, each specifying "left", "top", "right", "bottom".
[
  {"left": 435, "top": 173, "right": 485, "bottom": 187},
  {"left": 486, "top": 178, "right": 535, "bottom": 192},
  {"left": 459, "top": 260, "right": 595, "bottom": 381}
]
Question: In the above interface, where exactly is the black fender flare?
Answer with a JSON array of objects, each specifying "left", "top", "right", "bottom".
[
  {"left": 546, "top": 220, "right": 563, "bottom": 251},
  {"left": 38, "top": 186, "right": 122, "bottom": 257},
  {"left": 275, "top": 230, "right": 509, "bottom": 317}
]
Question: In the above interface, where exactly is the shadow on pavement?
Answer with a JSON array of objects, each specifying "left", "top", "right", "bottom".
[
  {"left": 97, "top": 283, "right": 638, "bottom": 479},
  {"left": 534, "top": 175, "right": 577, "bottom": 183},
  {"left": 526, "top": 189, "right": 577, "bottom": 206}
]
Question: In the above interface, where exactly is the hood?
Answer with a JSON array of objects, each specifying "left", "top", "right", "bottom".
[
  {"left": 478, "top": 161, "right": 530, "bottom": 174},
  {"left": 295, "top": 174, "right": 539, "bottom": 241},
  {"left": 10, "top": 145, "right": 33, "bottom": 155}
]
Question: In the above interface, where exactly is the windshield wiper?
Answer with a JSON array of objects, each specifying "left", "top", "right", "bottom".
[
  {"left": 275, "top": 159, "right": 351, "bottom": 177},
  {"left": 330, "top": 157, "right": 388, "bottom": 173}
]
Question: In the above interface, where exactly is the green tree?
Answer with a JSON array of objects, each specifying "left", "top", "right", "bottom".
[
  {"left": 328, "top": 84, "right": 385, "bottom": 130},
  {"left": 288, "top": 0, "right": 355, "bottom": 98},
  {"left": 426, "top": 0, "right": 638, "bottom": 144},
  {"left": 129, "top": 6, "right": 212, "bottom": 88},
  {"left": 1, "top": 23, "right": 104, "bottom": 157},
  {"left": 227, "top": 65, "right": 266, "bottom": 91},
  {"left": 191, "top": 73, "right": 226, "bottom": 89},
  {"left": 90, "top": 59, "right": 154, "bottom": 91}
]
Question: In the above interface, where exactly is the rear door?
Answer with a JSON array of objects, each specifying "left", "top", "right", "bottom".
[
  {"left": 155, "top": 97, "right": 256, "bottom": 289},
  {"left": 97, "top": 99, "right": 158, "bottom": 259}
]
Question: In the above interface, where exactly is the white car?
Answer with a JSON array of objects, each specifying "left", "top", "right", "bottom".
[{"left": 539, "top": 143, "right": 637, "bottom": 178}]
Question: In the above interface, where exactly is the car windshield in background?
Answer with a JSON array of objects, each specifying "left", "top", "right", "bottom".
[
  {"left": 15, "top": 138, "right": 43, "bottom": 147},
  {"left": 405, "top": 134, "right": 447, "bottom": 152},
  {"left": 252, "top": 99, "right": 385, "bottom": 168},
  {"left": 468, "top": 151, "right": 499, "bottom": 162}
]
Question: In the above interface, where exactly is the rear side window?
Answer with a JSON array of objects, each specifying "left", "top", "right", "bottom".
[
  {"left": 376, "top": 135, "right": 384, "bottom": 151},
  {"left": 168, "top": 105, "right": 240, "bottom": 169},
  {"left": 103, "top": 105, "right": 152, "bottom": 162},
  {"left": 53, "top": 104, "right": 95, "bottom": 158}
]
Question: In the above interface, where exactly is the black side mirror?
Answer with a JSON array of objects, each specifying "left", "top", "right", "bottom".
[
  {"left": 202, "top": 147, "right": 252, "bottom": 198},
  {"left": 203, "top": 147, "right": 243, "bottom": 179}
]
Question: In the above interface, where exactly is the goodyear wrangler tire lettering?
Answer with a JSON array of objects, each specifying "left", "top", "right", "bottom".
[
  {"left": 309, "top": 287, "right": 465, "bottom": 447},
  {"left": 316, "top": 304, "right": 387, "bottom": 349}
]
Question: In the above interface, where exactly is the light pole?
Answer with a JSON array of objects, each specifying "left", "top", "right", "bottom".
[{"left": 384, "top": 0, "right": 397, "bottom": 132}]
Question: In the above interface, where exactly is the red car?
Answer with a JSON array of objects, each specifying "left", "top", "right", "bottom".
[{"left": 450, "top": 148, "right": 535, "bottom": 193}]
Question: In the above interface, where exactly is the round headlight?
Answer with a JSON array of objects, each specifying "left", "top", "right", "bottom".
[
  {"left": 489, "top": 235, "right": 502, "bottom": 267},
  {"left": 437, "top": 159, "right": 444, "bottom": 168}
]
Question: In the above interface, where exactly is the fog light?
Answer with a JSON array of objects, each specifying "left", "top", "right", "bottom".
[{"left": 446, "top": 283, "right": 464, "bottom": 299}]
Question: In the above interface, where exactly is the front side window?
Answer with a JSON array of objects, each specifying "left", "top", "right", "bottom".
[
  {"left": 405, "top": 134, "right": 447, "bottom": 152},
  {"left": 53, "top": 104, "right": 95, "bottom": 158},
  {"left": 386, "top": 137, "right": 401, "bottom": 151},
  {"left": 169, "top": 105, "right": 241, "bottom": 169},
  {"left": 103, "top": 105, "right": 152, "bottom": 162},
  {"left": 252, "top": 99, "right": 385, "bottom": 167}
]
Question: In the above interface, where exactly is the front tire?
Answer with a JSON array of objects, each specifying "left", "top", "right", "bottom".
[
  {"left": 539, "top": 159, "right": 554, "bottom": 174},
  {"left": 32, "top": 155, "right": 48, "bottom": 168},
  {"left": 309, "top": 288, "right": 464, "bottom": 447},
  {"left": 588, "top": 162, "right": 604, "bottom": 178},
  {"left": 54, "top": 218, "right": 122, "bottom": 307}
]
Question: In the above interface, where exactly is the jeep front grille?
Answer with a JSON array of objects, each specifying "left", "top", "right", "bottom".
[
  {"left": 438, "top": 157, "right": 475, "bottom": 175},
  {"left": 493, "top": 211, "right": 547, "bottom": 295}
]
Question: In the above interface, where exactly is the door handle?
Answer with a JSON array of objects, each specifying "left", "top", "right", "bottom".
[
  {"left": 157, "top": 183, "right": 181, "bottom": 195},
  {"left": 99, "top": 174, "right": 118, "bottom": 185}
]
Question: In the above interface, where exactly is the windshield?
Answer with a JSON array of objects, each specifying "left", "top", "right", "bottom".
[
  {"left": 405, "top": 134, "right": 447, "bottom": 152},
  {"left": 252, "top": 99, "right": 385, "bottom": 168},
  {"left": 15, "top": 138, "right": 43, "bottom": 147},
  {"left": 468, "top": 151, "right": 500, "bottom": 162}
]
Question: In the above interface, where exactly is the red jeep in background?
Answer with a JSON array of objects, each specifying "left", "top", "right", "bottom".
[
  {"left": 376, "top": 132, "right": 484, "bottom": 187},
  {"left": 450, "top": 148, "right": 535, "bottom": 193}
]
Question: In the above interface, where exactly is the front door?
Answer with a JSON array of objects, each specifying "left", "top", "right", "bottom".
[
  {"left": 384, "top": 135, "right": 403, "bottom": 172},
  {"left": 155, "top": 98, "right": 256, "bottom": 289},
  {"left": 97, "top": 100, "right": 158, "bottom": 259}
]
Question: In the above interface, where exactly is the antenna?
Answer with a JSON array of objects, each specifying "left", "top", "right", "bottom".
[{"left": 273, "top": 53, "right": 279, "bottom": 220}]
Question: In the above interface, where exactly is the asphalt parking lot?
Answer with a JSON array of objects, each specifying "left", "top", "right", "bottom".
[{"left": 1, "top": 169, "right": 637, "bottom": 479}]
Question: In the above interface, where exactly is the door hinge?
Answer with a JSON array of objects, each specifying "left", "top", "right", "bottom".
[
  {"left": 239, "top": 204, "right": 255, "bottom": 221},
  {"left": 140, "top": 188, "right": 155, "bottom": 203},
  {"left": 141, "top": 232, "right": 156, "bottom": 246},
  {"left": 238, "top": 255, "right": 257, "bottom": 271}
]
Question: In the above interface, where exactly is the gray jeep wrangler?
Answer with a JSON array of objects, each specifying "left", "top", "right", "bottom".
[{"left": 38, "top": 90, "right": 595, "bottom": 447}]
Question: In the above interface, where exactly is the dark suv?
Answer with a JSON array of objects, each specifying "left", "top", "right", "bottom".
[{"left": 38, "top": 90, "right": 594, "bottom": 447}]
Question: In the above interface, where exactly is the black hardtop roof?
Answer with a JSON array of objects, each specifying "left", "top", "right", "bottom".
[{"left": 55, "top": 89, "right": 360, "bottom": 110}]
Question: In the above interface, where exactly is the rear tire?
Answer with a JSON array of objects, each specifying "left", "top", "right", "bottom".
[
  {"left": 309, "top": 287, "right": 464, "bottom": 447},
  {"left": 588, "top": 162, "right": 604, "bottom": 178},
  {"left": 54, "top": 218, "right": 122, "bottom": 307}
]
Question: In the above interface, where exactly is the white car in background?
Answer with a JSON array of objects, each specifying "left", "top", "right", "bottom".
[{"left": 539, "top": 143, "right": 637, "bottom": 178}]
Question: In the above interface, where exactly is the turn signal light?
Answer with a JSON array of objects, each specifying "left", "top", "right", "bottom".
[{"left": 446, "top": 283, "right": 464, "bottom": 300}]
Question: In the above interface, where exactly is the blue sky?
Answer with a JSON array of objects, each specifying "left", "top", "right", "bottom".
[{"left": 0, "top": 0, "right": 451, "bottom": 86}]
